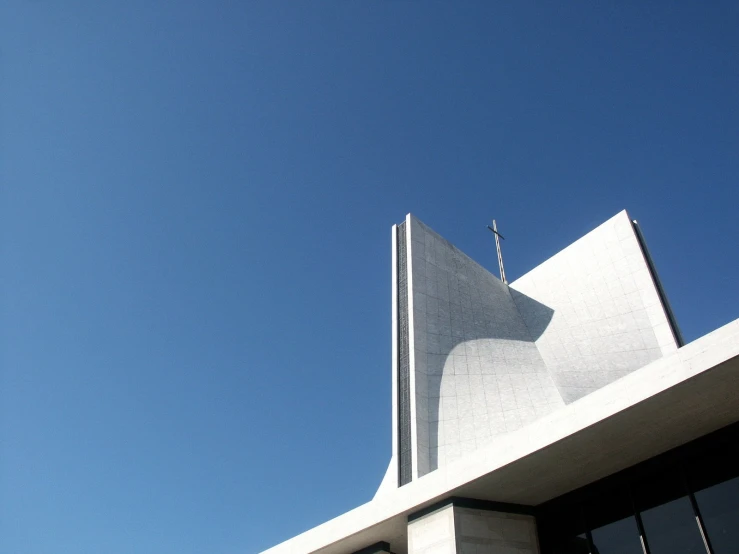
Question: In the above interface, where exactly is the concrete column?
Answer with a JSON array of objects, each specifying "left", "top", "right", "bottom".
[
  {"left": 408, "top": 504, "right": 457, "bottom": 554},
  {"left": 408, "top": 501, "right": 540, "bottom": 554}
]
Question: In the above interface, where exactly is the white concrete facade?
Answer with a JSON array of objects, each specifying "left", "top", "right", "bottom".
[
  {"left": 261, "top": 319, "right": 739, "bottom": 554},
  {"left": 260, "top": 211, "right": 738, "bottom": 554},
  {"left": 407, "top": 504, "right": 456, "bottom": 554},
  {"left": 408, "top": 504, "right": 539, "bottom": 554},
  {"left": 390, "top": 211, "right": 680, "bottom": 484},
  {"left": 510, "top": 210, "right": 679, "bottom": 402},
  {"left": 404, "top": 215, "right": 564, "bottom": 477}
]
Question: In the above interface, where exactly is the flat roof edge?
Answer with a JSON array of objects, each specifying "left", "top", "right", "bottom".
[{"left": 261, "top": 318, "right": 739, "bottom": 554}]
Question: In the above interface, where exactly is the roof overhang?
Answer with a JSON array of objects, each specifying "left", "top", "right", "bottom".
[{"left": 262, "top": 318, "right": 739, "bottom": 554}]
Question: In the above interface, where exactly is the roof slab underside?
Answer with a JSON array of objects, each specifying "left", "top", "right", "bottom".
[{"left": 262, "top": 319, "right": 739, "bottom": 554}]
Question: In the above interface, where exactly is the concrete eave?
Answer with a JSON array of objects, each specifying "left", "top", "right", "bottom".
[{"left": 261, "top": 318, "right": 739, "bottom": 554}]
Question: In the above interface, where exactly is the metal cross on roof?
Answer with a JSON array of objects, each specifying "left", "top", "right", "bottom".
[{"left": 486, "top": 219, "right": 507, "bottom": 284}]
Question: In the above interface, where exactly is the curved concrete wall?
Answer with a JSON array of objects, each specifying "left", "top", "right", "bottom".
[
  {"left": 406, "top": 216, "right": 564, "bottom": 477},
  {"left": 382, "top": 211, "right": 681, "bottom": 490}
]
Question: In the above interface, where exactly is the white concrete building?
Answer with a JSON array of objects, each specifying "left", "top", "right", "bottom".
[{"left": 262, "top": 211, "right": 739, "bottom": 554}]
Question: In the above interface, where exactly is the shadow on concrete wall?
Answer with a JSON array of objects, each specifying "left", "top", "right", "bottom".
[
  {"left": 423, "top": 288, "right": 555, "bottom": 472},
  {"left": 509, "top": 287, "right": 557, "bottom": 343}
]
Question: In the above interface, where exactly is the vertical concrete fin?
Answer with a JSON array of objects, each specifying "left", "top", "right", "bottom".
[
  {"left": 395, "top": 220, "right": 413, "bottom": 486},
  {"left": 631, "top": 219, "right": 684, "bottom": 347}
]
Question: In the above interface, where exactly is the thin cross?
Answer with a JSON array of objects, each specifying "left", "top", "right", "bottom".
[{"left": 487, "top": 219, "right": 507, "bottom": 284}]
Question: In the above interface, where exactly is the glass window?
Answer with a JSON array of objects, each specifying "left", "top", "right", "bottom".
[
  {"left": 633, "top": 467, "right": 706, "bottom": 554},
  {"left": 694, "top": 476, "right": 739, "bottom": 554},
  {"left": 536, "top": 422, "right": 739, "bottom": 554},
  {"left": 538, "top": 500, "right": 590, "bottom": 554},
  {"left": 590, "top": 516, "right": 643, "bottom": 554},
  {"left": 639, "top": 497, "right": 706, "bottom": 554},
  {"left": 586, "top": 487, "right": 642, "bottom": 554},
  {"left": 551, "top": 533, "right": 590, "bottom": 554}
]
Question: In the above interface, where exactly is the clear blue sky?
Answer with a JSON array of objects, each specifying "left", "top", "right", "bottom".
[{"left": 1, "top": 2, "right": 737, "bottom": 553}]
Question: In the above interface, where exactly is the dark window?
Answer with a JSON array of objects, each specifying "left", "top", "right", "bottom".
[
  {"left": 552, "top": 533, "right": 590, "bottom": 554},
  {"left": 640, "top": 497, "right": 705, "bottom": 554},
  {"left": 633, "top": 468, "right": 706, "bottom": 554},
  {"left": 687, "top": 427, "right": 739, "bottom": 554},
  {"left": 538, "top": 504, "right": 589, "bottom": 554},
  {"left": 589, "top": 516, "right": 642, "bottom": 554},
  {"left": 587, "top": 488, "right": 642, "bottom": 554},
  {"left": 694, "top": 476, "right": 739, "bottom": 554},
  {"left": 536, "top": 422, "right": 739, "bottom": 554}
]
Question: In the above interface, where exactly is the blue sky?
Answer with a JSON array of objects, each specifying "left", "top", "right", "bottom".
[{"left": 1, "top": 2, "right": 737, "bottom": 553}]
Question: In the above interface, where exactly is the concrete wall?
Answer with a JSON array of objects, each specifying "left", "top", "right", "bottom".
[
  {"left": 406, "top": 215, "right": 564, "bottom": 477},
  {"left": 408, "top": 504, "right": 540, "bottom": 554},
  {"left": 509, "top": 210, "right": 679, "bottom": 403},
  {"left": 264, "top": 319, "right": 739, "bottom": 554},
  {"left": 408, "top": 504, "right": 457, "bottom": 554},
  {"left": 454, "top": 507, "right": 539, "bottom": 554},
  {"left": 382, "top": 211, "right": 681, "bottom": 490}
]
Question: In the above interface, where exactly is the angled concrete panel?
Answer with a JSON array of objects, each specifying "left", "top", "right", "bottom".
[
  {"left": 262, "top": 319, "right": 739, "bottom": 554},
  {"left": 406, "top": 216, "right": 564, "bottom": 477},
  {"left": 262, "top": 209, "right": 736, "bottom": 554},
  {"left": 509, "top": 210, "right": 679, "bottom": 403},
  {"left": 382, "top": 210, "right": 682, "bottom": 492}
]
